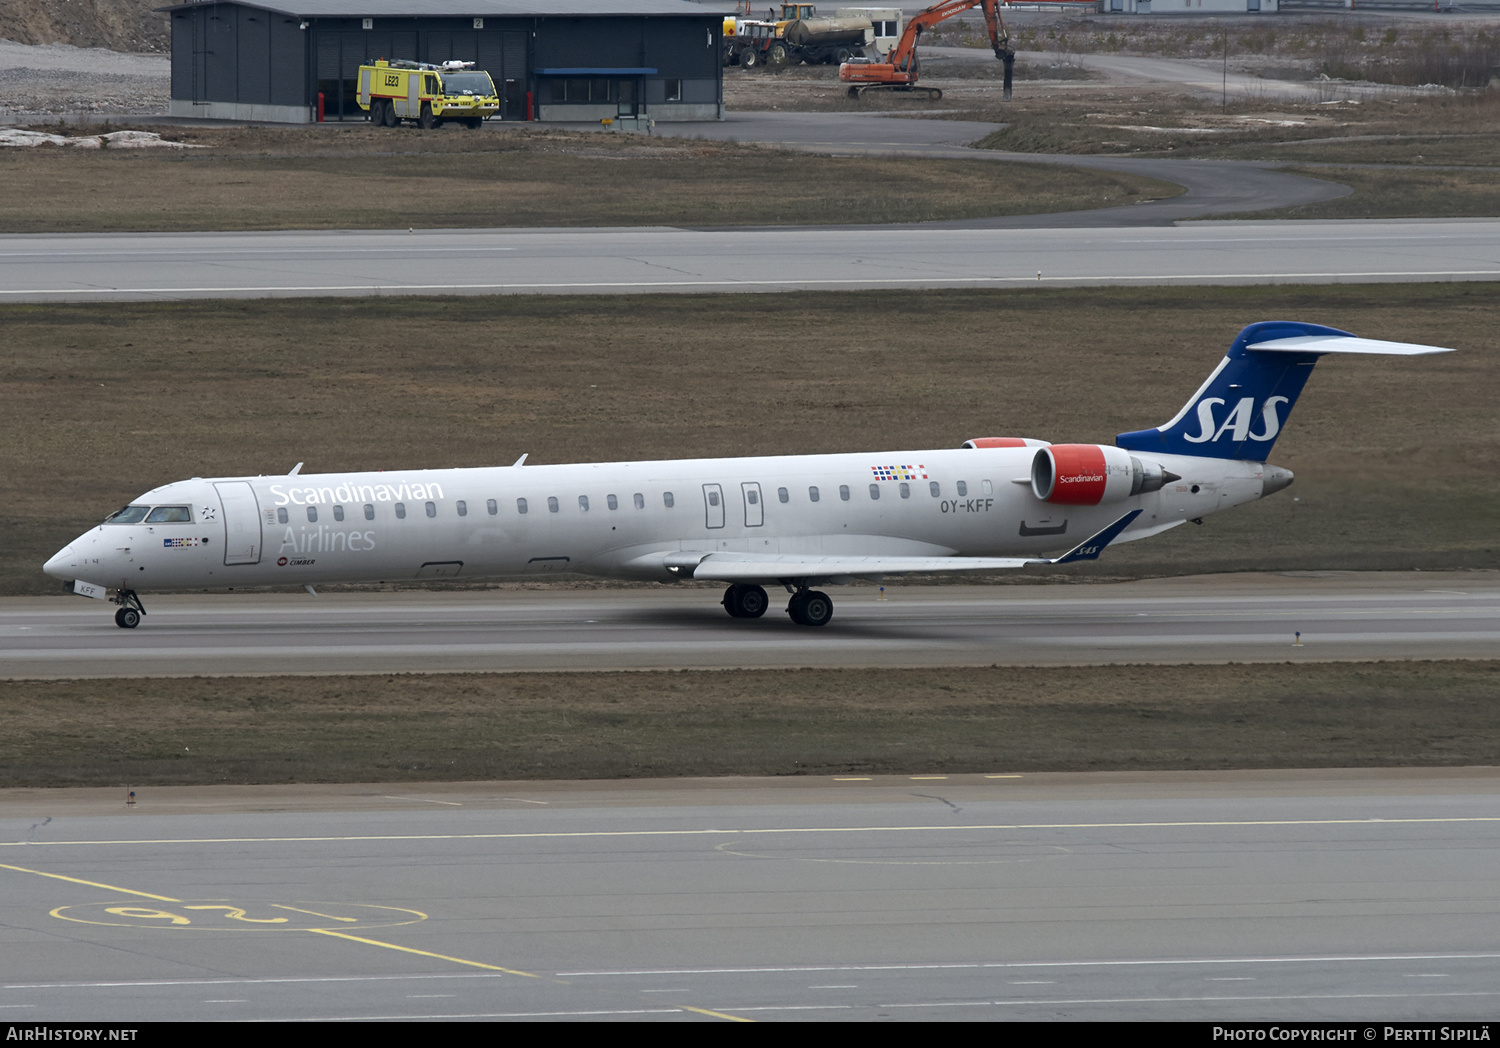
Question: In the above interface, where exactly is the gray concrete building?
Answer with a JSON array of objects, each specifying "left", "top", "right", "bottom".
[{"left": 163, "top": 0, "right": 726, "bottom": 123}]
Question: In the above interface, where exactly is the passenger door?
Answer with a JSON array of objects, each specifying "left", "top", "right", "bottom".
[
  {"left": 741, "top": 482, "right": 764, "bottom": 527},
  {"left": 214, "top": 481, "right": 262, "bottom": 565},
  {"left": 703, "top": 483, "right": 725, "bottom": 529}
]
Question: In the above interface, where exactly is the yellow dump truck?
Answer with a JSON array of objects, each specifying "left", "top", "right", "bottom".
[{"left": 358, "top": 59, "right": 499, "bottom": 129}]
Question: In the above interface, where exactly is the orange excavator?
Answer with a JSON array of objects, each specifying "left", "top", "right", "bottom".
[{"left": 839, "top": 0, "right": 1014, "bottom": 102}]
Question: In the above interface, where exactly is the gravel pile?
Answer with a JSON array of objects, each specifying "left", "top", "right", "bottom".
[{"left": 0, "top": 40, "right": 168, "bottom": 116}]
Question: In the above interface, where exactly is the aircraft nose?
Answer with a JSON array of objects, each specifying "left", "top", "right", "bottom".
[{"left": 43, "top": 544, "right": 75, "bottom": 579}]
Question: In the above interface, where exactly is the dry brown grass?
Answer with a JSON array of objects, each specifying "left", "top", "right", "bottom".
[
  {"left": 0, "top": 124, "right": 1174, "bottom": 233},
  {"left": 4, "top": 661, "right": 1498, "bottom": 786},
  {"left": 972, "top": 89, "right": 1500, "bottom": 163},
  {"left": 4, "top": 285, "right": 1494, "bottom": 596}
]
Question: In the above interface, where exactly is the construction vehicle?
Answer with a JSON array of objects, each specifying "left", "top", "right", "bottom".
[
  {"left": 839, "top": 0, "right": 1014, "bottom": 102},
  {"left": 358, "top": 59, "right": 499, "bottom": 129},
  {"left": 782, "top": 15, "right": 876, "bottom": 65}
]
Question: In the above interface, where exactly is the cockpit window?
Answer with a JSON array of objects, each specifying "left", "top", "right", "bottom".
[
  {"left": 103, "top": 505, "right": 150, "bottom": 524},
  {"left": 145, "top": 506, "right": 192, "bottom": 523}
]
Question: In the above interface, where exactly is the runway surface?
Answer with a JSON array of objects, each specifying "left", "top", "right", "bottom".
[
  {"left": 1, "top": 218, "right": 1496, "bottom": 303},
  {"left": 3, "top": 768, "right": 1498, "bottom": 1021},
  {"left": 3, "top": 571, "right": 1495, "bottom": 678}
]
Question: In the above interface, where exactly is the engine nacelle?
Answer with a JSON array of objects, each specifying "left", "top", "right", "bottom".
[
  {"left": 960, "top": 437, "right": 1050, "bottom": 449},
  {"left": 1031, "top": 444, "right": 1176, "bottom": 505}
]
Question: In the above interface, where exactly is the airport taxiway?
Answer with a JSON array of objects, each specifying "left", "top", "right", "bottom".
[
  {"left": 2, "top": 218, "right": 1495, "bottom": 302},
  {"left": 3, "top": 571, "right": 1495, "bottom": 678},
  {"left": 3, "top": 768, "right": 1498, "bottom": 1021}
]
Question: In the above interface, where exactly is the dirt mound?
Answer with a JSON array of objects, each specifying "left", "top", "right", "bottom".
[{"left": 0, "top": 0, "right": 168, "bottom": 54}]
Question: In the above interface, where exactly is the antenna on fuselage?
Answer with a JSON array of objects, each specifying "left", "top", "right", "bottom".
[
  {"left": 288, "top": 462, "right": 304, "bottom": 475},
  {"left": 512, "top": 454, "right": 528, "bottom": 467}
]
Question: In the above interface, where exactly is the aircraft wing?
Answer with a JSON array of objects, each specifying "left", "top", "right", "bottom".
[{"left": 670, "top": 510, "right": 1141, "bottom": 583}]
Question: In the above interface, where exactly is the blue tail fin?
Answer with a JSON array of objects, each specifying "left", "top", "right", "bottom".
[{"left": 1115, "top": 321, "right": 1352, "bottom": 462}]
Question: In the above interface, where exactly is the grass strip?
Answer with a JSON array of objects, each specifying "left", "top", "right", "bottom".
[
  {"left": 0, "top": 134, "right": 1176, "bottom": 233},
  {"left": 4, "top": 662, "right": 1498, "bottom": 787}
]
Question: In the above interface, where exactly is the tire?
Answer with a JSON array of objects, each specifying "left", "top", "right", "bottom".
[
  {"left": 787, "top": 591, "right": 807, "bottom": 624},
  {"left": 382, "top": 100, "right": 399, "bottom": 127},
  {"left": 115, "top": 607, "right": 140, "bottom": 629},
  {"left": 464, "top": 117, "right": 481, "bottom": 129},
  {"left": 723, "top": 585, "right": 744, "bottom": 618},
  {"left": 836, "top": 48, "right": 852, "bottom": 64},
  {"left": 768, "top": 43, "right": 788, "bottom": 66},
  {"left": 737, "top": 585, "right": 769, "bottom": 619},
  {"left": 799, "top": 591, "right": 833, "bottom": 627},
  {"left": 418, "top": 102, "right": 435, "bottom": 130},
  {"left": 740, "top": 47, "right": 759, "bottom": 70}
]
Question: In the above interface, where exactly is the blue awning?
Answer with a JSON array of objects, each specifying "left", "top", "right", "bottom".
[{"left": 536, "top": 67, "right": 658, "bottom": 75}]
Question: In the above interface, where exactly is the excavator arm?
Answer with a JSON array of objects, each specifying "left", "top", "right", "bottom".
[{"left": 840, "top": 0, "right": 1014, "bottom": 100}]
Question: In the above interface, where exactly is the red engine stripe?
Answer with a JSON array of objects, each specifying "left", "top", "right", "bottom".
[{"left": 1047, "top": 445, "right": 1107, "bottom": 505}]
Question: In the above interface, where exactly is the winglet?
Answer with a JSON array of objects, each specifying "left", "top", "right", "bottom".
[{"left": 1045, "top": 509, "right": 1142, "bottom": 565}]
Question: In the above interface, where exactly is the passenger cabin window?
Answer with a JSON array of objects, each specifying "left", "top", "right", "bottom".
[
  {"left": 809, "top": 486, "right": 820, "bottom": 502},
  {"left": 333, "top": 505, "right": 345, "bottom": 521},
  {"left": 487, "top": 499, "right": 498, "bottom": 515},
  {"left": 956, "top": 481, "right": 968, "bottom": 497},
  {"left": 517, "top": 498, "right": 528, "bottom": 515},
  {"left": 364, "top": 504, "right": 375, "bottom": 520},
  {"left": 778, "top": 487, "right": 789, "bottom": 504},
  {"left": 425, "top": 501, "right": 436, "bottom": 518},
  {"left": 930, "top": 481, "right": 941, "bottom": 498},
  {"left": 839, "top": 485, "right": 850, "bottom": 501},
  {"left": 277, "top": 507, "right": 289, "bottom": 524},
  {"left": 395, "top": 502, "right": 406, "bottom": 519},
  {"left": 707, "top": 491, "right": 719, "bottom": 507},
  {"left": 981, "top": 480, "right": 993, "bottom": 495},
  {"left": 899, "top": 482, "right": 910, "bottom": 499},
  {"left": 747, "top": 489, "right": 759, "bottom": 505},
  {"left": 633, "top": 493, "right": 645, "bottom": 509},
  {"left": 457, "top": 501, "right": 467, "bottom": 517},
  {"left": 607, "top": 494, "right": 618, "bottom": 510},
  {"left": 869, "top": 484, "right": 880, "bottom": 500},
  {"left": 579, "top": 495, "right": 590, "bottom": 512},
  {"left": 547, "top": 497, "right": 559, "bottom": 513},
  {"left": 104, "top": 506, "right": 151, "bottom": 524},
  {"left": 145, "top": 506, "right": 191, "bottom": 523},
  {"left": 306, "top": 506, "right": 318, "bottom": 522},
  {"left": 664, "top": 492, "right": 675, "bottom": 508}
]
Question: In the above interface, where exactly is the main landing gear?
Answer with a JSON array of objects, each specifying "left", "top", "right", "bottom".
[
  {"left": 786, "top": 588, "right": 833, "bottom": 627},
  {"left": 111, "top": 589, "right": 146, "bottom": 629},
  {"left": 722, "top": 583, "right": 769, "bottom": 619},
  {"left": 723, "top": 584, "right": 833, "bottom": 627}
]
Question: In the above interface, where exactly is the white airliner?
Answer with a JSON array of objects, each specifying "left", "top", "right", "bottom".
[{"left": 44, "top": 322, "right": 1450, "bottom": 629}]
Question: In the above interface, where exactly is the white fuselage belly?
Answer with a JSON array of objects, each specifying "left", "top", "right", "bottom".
[{"left": 59, "top": 447, "right": 1267, "bottom": 594}]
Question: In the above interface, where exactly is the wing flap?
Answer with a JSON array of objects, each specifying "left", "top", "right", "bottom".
[{"left": 683, "top": 510, "right": 1142, "bottom": 583}]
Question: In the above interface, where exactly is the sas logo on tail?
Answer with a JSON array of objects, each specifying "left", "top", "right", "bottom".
[{"left": 1183, "top": 396, "right": 1289, "bottom": 444}]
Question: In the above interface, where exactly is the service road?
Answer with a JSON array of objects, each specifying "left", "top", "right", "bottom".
[{"left": 2, "top": 571, "right": 1495, "bottom": 678}]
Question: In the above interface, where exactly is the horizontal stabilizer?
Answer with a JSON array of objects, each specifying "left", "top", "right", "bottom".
[{"left": 1246, "top": 335, "right": 1455, "bottom": 356}]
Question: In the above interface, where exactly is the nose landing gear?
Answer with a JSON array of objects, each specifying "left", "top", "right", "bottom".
[{"left": 111, "top": 589, "right": 146, "bottom": 629}]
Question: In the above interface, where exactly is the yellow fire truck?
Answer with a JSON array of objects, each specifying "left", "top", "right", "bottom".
[{"left": 357, "top": 59, "right": 499, "bottom": 129}]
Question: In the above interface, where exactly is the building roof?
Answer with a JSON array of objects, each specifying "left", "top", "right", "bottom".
[{"left": 161, "top": 0, "right": 731, "bottom": 16}]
